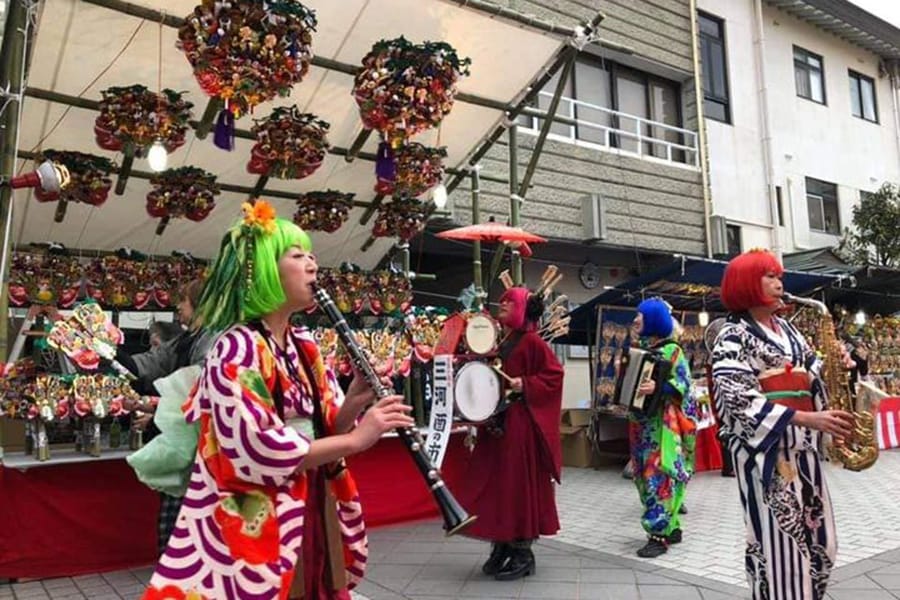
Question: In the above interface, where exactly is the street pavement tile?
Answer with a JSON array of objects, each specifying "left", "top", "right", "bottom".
[
  {"left": 577, "top": 582, "right": 640, "bottom": 600},
  {"left": 827, "top": 590, "right": 900, "bottom": 600}
]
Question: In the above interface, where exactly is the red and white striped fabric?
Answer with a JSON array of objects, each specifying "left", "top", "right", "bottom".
[{"left": 876, "top": 396, "right": 900, "bottom": 450}]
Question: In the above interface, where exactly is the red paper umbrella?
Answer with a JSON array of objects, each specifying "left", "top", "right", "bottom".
[{"left": 435, "top": 222, "right": 547, "bottom": 244}]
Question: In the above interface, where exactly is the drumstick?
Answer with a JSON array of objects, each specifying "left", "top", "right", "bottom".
[{"left": 492, "top": 364, "right": 516, "bottom": 384}]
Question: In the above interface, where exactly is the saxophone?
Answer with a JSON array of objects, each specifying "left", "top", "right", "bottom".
[{"left": 783, "top": 293, "right": 879, "bottom": 471}]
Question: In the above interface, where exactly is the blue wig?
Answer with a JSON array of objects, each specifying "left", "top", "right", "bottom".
[{"left": 637, "top": 298, "right": 674, "bottom": 338}]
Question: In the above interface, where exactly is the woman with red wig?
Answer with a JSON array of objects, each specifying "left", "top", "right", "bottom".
[
  {"left": 458, "top": 286, "right": 564, "bottom": 581},
  {"left": 711, "top": 249, "right": 853, "bottom": 600}
]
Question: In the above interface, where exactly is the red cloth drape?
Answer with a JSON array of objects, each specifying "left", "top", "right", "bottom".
[
  {"left": 0, "top": 459, "right": 159, "bottom": 579},
  {"left": 0, "top": 433, "right": 473, "bottom": 579}
]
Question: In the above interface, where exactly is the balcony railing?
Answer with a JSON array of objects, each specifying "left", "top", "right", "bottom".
[{"left": 518, "top": 91, "right": 699, "bottom": 168}]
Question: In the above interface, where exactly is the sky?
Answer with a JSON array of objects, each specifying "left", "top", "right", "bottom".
[{"left": 848, "top": 0, "right": 900, "bottom": 28}]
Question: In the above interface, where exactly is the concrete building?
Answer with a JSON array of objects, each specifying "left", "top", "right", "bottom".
[
  {"left": 413, "top": 0, "right": 710, "bottom": 408},
  {"left": 696, "top": 0, "right": 900, "bottom": 256}
]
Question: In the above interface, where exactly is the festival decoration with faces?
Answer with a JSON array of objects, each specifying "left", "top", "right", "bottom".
[
  {"left": 7, "top": 253, "right": 81, "bottom": 308},
  {"left": 146, "top": 166, "right": 220, "bottom": 223},
  {"left": 372, "top": 196, "right": 427, "bottom": 241},
  {"left": 94, "top": 85, "right": 193, "bottom": 154},
  {"left": 177, "top": 0, "right": 317, "bottom": 118},
  {"left": 293, "top": 190, "right": 354, "bottom": 233},
  {"left": 32, "top": 150, "right": 115, "bottom": 208},
  {"left": 375, "top": 143, "right": 447, "bottom": 197},
  {"left": 247, "top": 107, "right": 330, "bottom": 179},
  {"left": 353, "top": 36, "right": 471, "bottom": 143}
]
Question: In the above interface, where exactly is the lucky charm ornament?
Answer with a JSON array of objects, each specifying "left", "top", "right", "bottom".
[{"left": 178, "top": 0, "right": 318, "bottom": 150}]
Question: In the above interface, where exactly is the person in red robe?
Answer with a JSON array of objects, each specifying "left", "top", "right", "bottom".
[{"left": 458, "top": 286, "right": 564, "bottom": 581}]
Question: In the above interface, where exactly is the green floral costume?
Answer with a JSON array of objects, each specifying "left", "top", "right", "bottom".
[{"left": 628, "top": 340, "right": 697, "bottom": 538}]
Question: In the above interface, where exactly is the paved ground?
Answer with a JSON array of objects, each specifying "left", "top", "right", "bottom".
[{"left": 3, "top": 450, "right": 899, "bottom": 599}]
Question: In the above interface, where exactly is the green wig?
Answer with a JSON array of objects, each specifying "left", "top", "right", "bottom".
[{"left": 196, "top": 206, "right": 312, "bottom": 331}]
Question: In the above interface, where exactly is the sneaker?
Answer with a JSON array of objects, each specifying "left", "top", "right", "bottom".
[
  {"left": 678, "top": 504, "right": 688, "bottom": 515},
  {"left": 637, "top": 537, "right": 668, "bottom": 558}
]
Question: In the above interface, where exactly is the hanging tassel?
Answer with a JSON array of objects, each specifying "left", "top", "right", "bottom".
[
  {"left": 375, "top": 141, "right": 396, "bottom": 181},
  {"left": 213, "top": 106, "right": 235, "bottom": 151}
]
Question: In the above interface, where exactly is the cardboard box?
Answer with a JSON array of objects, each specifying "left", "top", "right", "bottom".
[
  {"left": 0, "top": 418, "right": 26, "bottom": 452},
  {"left": 560, "top": 425, "right": 595, "bottom": 468},
  {"left": 560, "top": 408, "right": 592, "bottom": 428}
]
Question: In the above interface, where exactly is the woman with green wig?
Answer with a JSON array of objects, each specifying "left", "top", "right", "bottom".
[{"left": 141, "top": 201, "right": 413, "bottom": 600}]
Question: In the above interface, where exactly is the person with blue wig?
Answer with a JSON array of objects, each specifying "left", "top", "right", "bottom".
[{"left": 628, "top": 298, "right": 697, "bottom": 558}]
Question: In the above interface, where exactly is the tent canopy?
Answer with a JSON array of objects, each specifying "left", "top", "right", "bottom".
[
  {"left": 12, "top": 0, "right": 571, "bottom": 269},
  {"left": 562, "top": 255, "right": 846, "bottom": 346}
]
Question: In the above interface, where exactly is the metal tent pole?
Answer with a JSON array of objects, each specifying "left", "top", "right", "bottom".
[
  {"left": 507, "top": 124, "right": 522, "bottom": 285},
  {"left": 0, "top": 0, "right": 34, "bottom": 362}
]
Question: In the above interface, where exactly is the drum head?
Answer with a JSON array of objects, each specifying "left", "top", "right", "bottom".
[
  {"left": 455, "top": 361, "right": 502, "bottom": 422},
  {"left": 464, "top": 314, "right": 498, "bottom": 355}
]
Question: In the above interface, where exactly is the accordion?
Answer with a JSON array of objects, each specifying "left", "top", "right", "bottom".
[{"left": 613, "top": 347, "right": 671, "bottom": 414}]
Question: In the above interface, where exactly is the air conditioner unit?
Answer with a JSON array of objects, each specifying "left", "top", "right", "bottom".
[
  {"left": 710, "top": 215, "right": 728, "bottom": 256},
  {"left": 581, "top": 194, "right": 607, "bottom": 242}
]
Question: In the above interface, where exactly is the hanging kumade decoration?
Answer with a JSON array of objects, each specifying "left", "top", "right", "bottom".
[
  {"left": 94, "top": 85, "right": 193, "bottom": 154},
  {"left": 353, "top": 37, "right": 471, "bottom": 142},
  {"left": 372, "top": 196, "right": 427, "bottom": 241},
  {"left": 367, "top": 269, "right": 413, "bottom": 315},
  {"left": 178, "top": 0, "right": 318, "bottom": 150},
  {"left": 293, "top": 190, "right": 354, "bottom": 233},
  {"left": 247, "top": 107, "right": 330, "bottom": 179},
  {"left": 375, "top": 143, "right": 446, "bottom": 197},
  {"left": 32, "top": 150, "right": 115, "bottom": 211},
  {"left": 146, "top": 166, "right": 220, "bottom": 232},
  {"left": 8, "top": 253, "right": 82, "bottom": 308}
]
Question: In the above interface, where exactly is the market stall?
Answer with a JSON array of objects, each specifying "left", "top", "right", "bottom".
[
  {"left": 561, "top": 255, "right": 845, "bottom": 471},
  {"left": 0, "top": 0, "right": 602, "bottom": 579}
]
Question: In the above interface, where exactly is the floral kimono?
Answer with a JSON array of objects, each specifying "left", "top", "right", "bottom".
[
  {"left": 712, "top": 313, "right": 835, "bottom": 600},
  {"left": 629, "top": 339, "right": 697, "bottom": 537},
  {"left": 142, "top": 324, "right": 367, "bottom": 600}
]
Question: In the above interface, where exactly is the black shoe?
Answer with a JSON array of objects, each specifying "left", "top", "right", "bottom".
[
  {"left": 482, "top": 543, "right": 510, "bottom": 576},
  {"left": 678, "top": 504, "right": 688, "bottom": 515},
  {"left": 637, "top": 537, "right": 668, "bottom": 558},
  {"left": 494, "top": 548, "right": 535, "bottom": 581},
  {"left": 667, "top": 529, "right": 682, "bottom": 544},
  {"left": 721, "top": 469, "right": 735, "bottom": 478}
]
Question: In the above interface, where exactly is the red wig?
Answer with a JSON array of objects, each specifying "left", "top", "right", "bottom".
[{"left": 720, "top": 250, "right": 784, "bottom": 312}]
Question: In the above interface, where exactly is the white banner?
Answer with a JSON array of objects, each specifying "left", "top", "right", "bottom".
[{"left": 426, "top": 354, "right": 455, "bottom": 468}]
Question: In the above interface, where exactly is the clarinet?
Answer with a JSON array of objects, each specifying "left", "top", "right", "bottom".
[{"left": 313, "top": 285, "right": 476, "bottom": 535}]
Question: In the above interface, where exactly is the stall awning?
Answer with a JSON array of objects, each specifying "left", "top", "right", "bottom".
[
  {"left": 561, "top": 255, "right": 846, "bottom": 346},
  {"left": 783, "top": 249, "right": 900, "bottom": 315},
  {"left": 12, "top": 0, "right": 574, "bottom": 269}
]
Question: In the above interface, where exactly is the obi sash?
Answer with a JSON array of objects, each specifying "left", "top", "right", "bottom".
[{"left": 758, "top": 368, "right": 814, "bottom": 412}]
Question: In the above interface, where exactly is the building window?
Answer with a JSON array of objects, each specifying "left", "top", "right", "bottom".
[
  {"left": 516, "top": 57, "right": 686, "bottom": 162},
  {"left": 699, "top": 12, "right": 731, "bottom": 123},
  {"left": 726, "top": 224, "right": 742, "bottom": 256},
  {"left": 805, "top": 177, "right": 840, "bottom": 234},
  {"left": 794, "top": 46, "right": 826, "bottom": 104},
  {"left": 849, "top": 70, "right": 878, "bottom": 122}
]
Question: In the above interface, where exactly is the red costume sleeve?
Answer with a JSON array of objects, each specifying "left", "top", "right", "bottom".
[{"left": 505, "top": 332, "right": 565, "bottom": 482}]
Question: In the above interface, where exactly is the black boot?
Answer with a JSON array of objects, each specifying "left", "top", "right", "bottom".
[
  {"left": 678, "top": 504, "right": 688, "bottom": 515},
  {"left": 481, "top": 543, "right": 510, "bottom": 576},
  {"left": 637, "top": 536, "right": 668, "bottom": 558},
  {"left": 667, "top": 528, "right": 682, "bottom": 544},
  {"left": 494, "top": 547, "right": 535, "bottom": 581}
]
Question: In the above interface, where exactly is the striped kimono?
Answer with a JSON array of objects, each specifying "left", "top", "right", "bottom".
[
  {"left": 142, "top": 324, "right": 367, "bottom": 600},
  {"left": 712, "top": 314, "right": 836, "bottom": 600}
]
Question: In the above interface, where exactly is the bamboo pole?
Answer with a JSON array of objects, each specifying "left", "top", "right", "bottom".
[{"left": 0, "top": 0, "right": 32, "bottom": 362}]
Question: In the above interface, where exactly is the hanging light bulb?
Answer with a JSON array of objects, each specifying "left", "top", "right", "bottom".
[
  {"left": 855, "top": 310, "right": 867, "bottom": 326},
  {"left": 432, "top": 182, "right": 448, "bottom": 209},
  {"left": 147, "top": 139, "right": 168, "bottom": 172},
  {"left": 698, "top": 310, "right": 710, "bottom": 327}
]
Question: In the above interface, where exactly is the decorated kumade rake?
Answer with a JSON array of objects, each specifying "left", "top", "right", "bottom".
[{"left": 47, "top": 304, "right": 133, "bottom": 380}]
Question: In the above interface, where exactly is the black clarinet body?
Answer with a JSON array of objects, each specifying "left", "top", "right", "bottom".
[{"left": 313, "top": 285, "right": 476, "bottom": 535}]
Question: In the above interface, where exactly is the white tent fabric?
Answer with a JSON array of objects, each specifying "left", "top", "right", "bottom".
[{"left": 12, "top": 0, "right": 563, "bottom": 269}]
